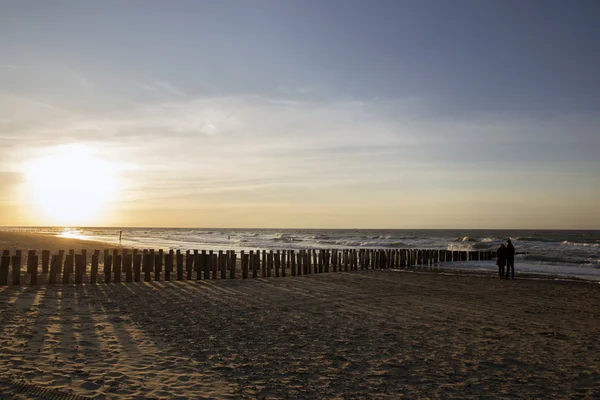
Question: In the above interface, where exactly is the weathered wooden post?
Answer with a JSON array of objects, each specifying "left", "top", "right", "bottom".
[
  {"left": 40, "top": 250, "right": 50, "bottom": 274},
  {"left": 104, "top": 255, "right": 112, "bottom": 284},
  {"left": 0, "top": 254, "right": 10, "bottom": 285},
  {"left": 29, "top": 252, "right": 39, "bottom": 285},
  {"left": 211, "top": 253, "right": 218, "bottom": 279},
  {"left": 204, "top": 250, "right": 211, "bottom": 280},
  {"left": 290, "top": 250, "right": 296, "bottom": 276},
  {"left": 196, "top": 250, "right": 206, "bottom": 281},
  {"left": 230, "top": 251, "right": 236, "bottom": 279},
  {"left": 317, "top": 250, "right": 323, "bottom": 273},
  {"left": 123, "top": 253, "right": 132, "bottom": 282},
  {"left": 61, "top": 254, "right": 72, "bottom": 284},
  {"left": 261, "top": 250, "right": 266, "bottom": 278},
  {"left": 267, "top": 251, "right": 273, "bottom": 278},
  {"left": 90, "top": 252, "right": 99, "bottom": 284},
  {"left": 154, "top": 252, "right": 162, "bottom": 281},
  {"left": 176, "top": 252, "right": 184, "bottom": 281},
  {"left": 10, "top": 252, "right": 21, "bottom": 285},
  {"left": 48, "top": 255, "right": 58, "bottom": 284},
  {"left": 74, "top": 254, "right": 84, "bottom": 284},
  {"left": 250, "top": 251, "right": 257, "bottom": 278},
  {"left": 241, "top": 251, "right": 248, "bottom": 279},
  {"left": 298, "top": 249, "right": 310, "bottom": 275},
  {"left": 129, "top": 253, "right": 139, "bottom": 282},
  {"left": 186, "top": 250, "right": 193, "bottom": 280},
  {"left": 163, "top": 251, "right": 172, "bottom": 281},
  {"left": 194, "top": 250, "right": 199, "bottom": 279},
  {"left": 274, "top": 251, "right": 280, "bottom": 277},
  {"left": 220, "top": 250, "right": 227, "bottom": 279},
  {"left": 281, "top": 250, "right": 286, "bottom": 277},
  {"left": 296, "top": 251, "right": 302, "bottom": 276},
  {"left": 113, "top": 254, "right": 122, "bottom": 283}
]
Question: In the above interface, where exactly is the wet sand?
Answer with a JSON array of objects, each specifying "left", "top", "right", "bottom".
[
  {"left": 0, "top": 231, "right": 119, "bottom": 254},
  {"left": 0, "top": 270, "right": 598, "bottom": 399}
]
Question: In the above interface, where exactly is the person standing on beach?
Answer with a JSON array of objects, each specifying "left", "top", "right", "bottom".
[
  {"left": 496, "top": 243, "right": 507, "bottom": 279},
  {"left": 505, "top": 239, "right": 515, "bottom": 279}
]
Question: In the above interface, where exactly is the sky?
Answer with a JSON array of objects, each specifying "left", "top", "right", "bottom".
[{"left": 0, "top": 0, "right": 599, "bottom": 228}]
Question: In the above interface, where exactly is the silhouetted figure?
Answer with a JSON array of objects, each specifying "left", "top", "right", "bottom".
[
  {"left": 505, "top": 239, "right": 515, "bottom": 279},
  {"left": 119, "top": 230, "right": 122, "bottom": 246},
  {"left": 496, "top": 243, "right": 507, "bottom": 278}
]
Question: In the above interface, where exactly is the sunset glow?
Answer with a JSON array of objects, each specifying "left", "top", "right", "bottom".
[{"left": 23, "top": 145, "right": 118, "bottom": 226}]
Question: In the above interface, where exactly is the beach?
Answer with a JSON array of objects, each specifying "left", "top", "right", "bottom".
[
  {"left": 0, "top": 231, "right": 119, "bottom": 254},
  {"left": 1, "top": 264, "right": 599, "bottom": 398}
]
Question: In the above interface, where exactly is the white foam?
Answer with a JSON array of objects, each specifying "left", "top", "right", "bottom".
[{"left": 438, "top": 260, "right": 600, "bottom": 282}]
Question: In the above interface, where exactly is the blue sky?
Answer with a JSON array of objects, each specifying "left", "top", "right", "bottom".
[{"left": 0, "top": 0, "right": 599, "bottom": 228}]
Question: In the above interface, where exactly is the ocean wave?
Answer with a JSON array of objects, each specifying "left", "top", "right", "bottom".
[
  {"left": 521, "top": 254, "right": 599, "bottom": 265},
  {"left": 447, "top": 242, "right": 493, "bottom": 251},
  {"left": 455, "top": 236, "right": 478, "bottom": 242},
  {"left": 515, "top": 236, "right": 560, "bottom": 243},
  {"left": 561, "top": 241, "right": 600, "bottom": 248}
]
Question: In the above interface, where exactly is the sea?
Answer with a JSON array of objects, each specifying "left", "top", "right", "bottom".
[{"left": 4, "top": 227, "right": 600, "bottom": 281}]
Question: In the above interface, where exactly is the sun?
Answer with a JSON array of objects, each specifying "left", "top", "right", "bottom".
[{"left": 24, "top": 144, "right": 118, "bottom": 226}]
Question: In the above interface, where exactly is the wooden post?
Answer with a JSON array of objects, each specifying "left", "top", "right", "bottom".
[
  {"left": 274, "top": 251, "right": 280, "bottom": 278},
  {"left": 48, "top": 255, "right": 57, "bottom": 284},
  {"left": 262, "top": 250, "right": 267, "bottom": 278},
  {"left": 163, "top": 251, "right": 171, "bottom": 281},
  {"left": 317, "top": 250, "right": 322, "bottom": 273},
  {"left": 186, "top": 250, "right": 193, "bottom": 280},
  {"left": 230, "top": 251, "right": 236, "bottom": 280},
  {"left": 73, "top": 254, "right": 82, "bottom": 284},
  {"left": 113, "top": 254, "right": 122, "bottom": 283},
  {"left": 267, "top": 251, "right": 273, "bottom": 278},
  {"left": 133, "top": 253, "right": 141, "bottom": 282},
  {"left": 40, "top": 250, "right": 50, "bottom": 274},
  {"left": 302, "top": 250, "right": 308, "bottom": 274},
  {"left": 241, "top": 251, "right": 248, "bottom": 279},
  {"left": 28, "top": 253, "right": 38, "bottom": 285},
  {"left": 344, "top": 250, "right": 349, "bottom": 272},
  {"left": 90, "top": 253, "right": 99, "bottom": 284},
  {"left": 61, "top": 254, "right": 72, "bottom": 284},
  {"left": 220, "top": 251, "right": 227, "bottom": 279},
  {"left": 194, "top": 250, "right": 200, "bottom": 280},
  {"left": 296, "top": 251, "right": 301, "bottom": 275},
  {"left": 155, "top": 252, "right": 162, "bottom": 281},
  {"left": 176, "top": 252, "right": 184, "bottom": 281},
  {"left": 250, "top": 251, "right": 257, "bottom": 278},
  {"left": 103, "top": 255, "right": 112, "bottom": 284},
  {"left": 281, "top": 250, "right": 286, "bottom": 277},
  {"left": 290, "top": 250, "right": 296, "bottom": 276},
  {"left": 196, "top": 250, "right": 204, "bottom": 281},
  {"left": 211, "top": 253, "right": 218, "bottom": 279},
  {"left": 0, "top": 255, "right": 10, "bottom": 285},
  {"left": 203, "top": 250, "right": 210, "bottom": 280},
  {"left": 124, "top": 254, "right": 133, "bottom": 282}
]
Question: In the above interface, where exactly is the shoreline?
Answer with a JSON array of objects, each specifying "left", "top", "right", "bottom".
[
  {"left": 0, "top": 231, "right": 120, "bottom": 253},
  {"left": 1, "top": 231, "right": 598, "bottom": 283}
]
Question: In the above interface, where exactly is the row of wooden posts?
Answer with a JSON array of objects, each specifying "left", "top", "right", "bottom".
[{"left": 0, "top": 248, "right": 495, "bottom": 286}]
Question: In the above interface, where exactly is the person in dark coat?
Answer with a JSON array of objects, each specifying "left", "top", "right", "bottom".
[
  {"left": 505, "top": 239, "right": 515, "bottom": 279},
  {"left": 496, "top": 243, "right": 507, "bottom": 279}
]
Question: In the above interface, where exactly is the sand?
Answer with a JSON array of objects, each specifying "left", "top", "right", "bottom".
[
  {"left": 0, "top": 231, "right": 119, "bottom": 254},
  {"left": 0, "top": 268, "right": 598, "bottom": 399}
]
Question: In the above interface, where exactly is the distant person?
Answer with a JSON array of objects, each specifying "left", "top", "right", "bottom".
[
  {"left": 496, "top": 243, "right": 507, "bottom": 279},
  {"left": 119, "top": 230, "right": 122, "bottom": 246},
  {"left": 505, "top": 239, "right": 515, "bottom": 279}
]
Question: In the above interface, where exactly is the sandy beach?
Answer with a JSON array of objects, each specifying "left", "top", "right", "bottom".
[
  {"left": 1, "top": 266, "right": 598, "bottom": 399},
  {"left": 0, "top": 231, "right": 119, "bottom": 254}
]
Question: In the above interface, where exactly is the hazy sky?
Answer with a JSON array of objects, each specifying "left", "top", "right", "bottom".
[{"left": 1, "top": 0, "right": 599, "bottom": 228}]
